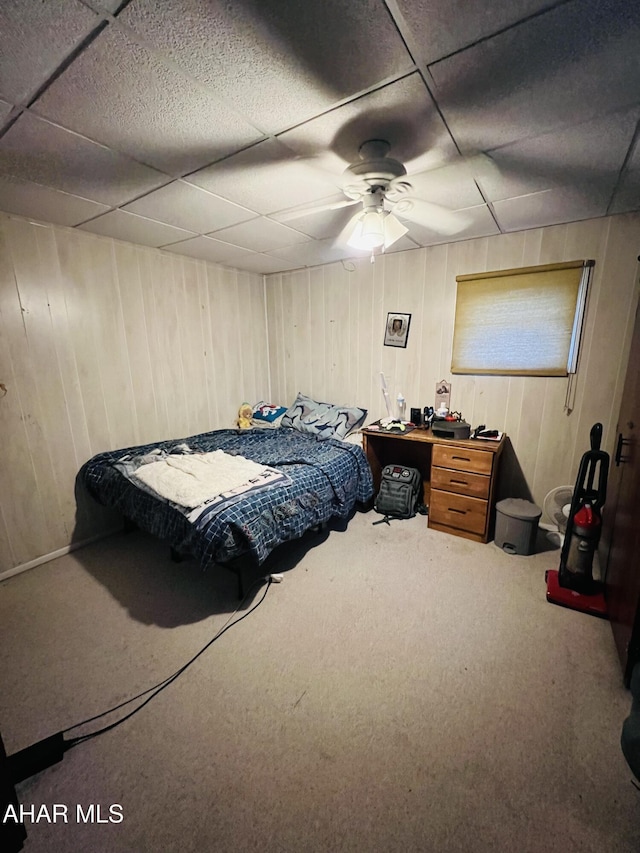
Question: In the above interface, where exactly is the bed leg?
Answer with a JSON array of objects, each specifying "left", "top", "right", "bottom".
[
  {"left": 170, "top": 547, "right": 185, "bottom": 563},
  {"left": 123, "top": 516, "right": 137, "bottom": 533},
  {"left": 225, "top": 556, "right": 258, "bottom": 600},
  {"left": 237, "top": 570, "right": 245, "bottom": 599}
]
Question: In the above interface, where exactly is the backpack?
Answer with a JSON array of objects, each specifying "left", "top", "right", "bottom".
[{"left": 373, "top": 464, "right": 423, "bottom": 521}]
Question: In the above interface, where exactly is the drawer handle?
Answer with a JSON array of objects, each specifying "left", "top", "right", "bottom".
[
  {"left": 449, "top": 507, "right": 467, "bottom": 515},
  {"left": 450, "top": 478, "right": 469, "bottom": 485},
  {"left": 452, "top": 455, "right": 470, "bottom": 462}
]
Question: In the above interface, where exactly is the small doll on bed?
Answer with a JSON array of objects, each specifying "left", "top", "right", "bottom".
[{"left": 237, "top": 402, "right": 253, "bottom": 430}]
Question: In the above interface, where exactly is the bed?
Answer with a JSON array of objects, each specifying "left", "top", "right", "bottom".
[{"left": 80, "top": 425, "right": 374, "bottom": 591}]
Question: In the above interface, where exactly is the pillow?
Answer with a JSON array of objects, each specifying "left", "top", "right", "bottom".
[{"left": 281, "top": 392, "right": 367, "bottom": 440}]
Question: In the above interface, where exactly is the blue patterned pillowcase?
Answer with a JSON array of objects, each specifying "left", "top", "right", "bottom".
[{"left": 281, "top": 393, "right": 367, "bottom": 440}]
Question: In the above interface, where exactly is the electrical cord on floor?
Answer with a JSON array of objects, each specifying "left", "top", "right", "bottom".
[
  {"left": 64, "top": 576, "right": 273, "bottom": 749},
  {"left": 8, "top": 576, "right": 275, "bottom": 783}
]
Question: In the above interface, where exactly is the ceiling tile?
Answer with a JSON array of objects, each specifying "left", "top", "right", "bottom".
[
  {"left": 395, "top": 0, "right": 557, "bottom": 64},
  {"left": 268, "top": 237, "right": 358, "bottom": 269},
  {"left": 230, "top": 253, "right": 303, "bottom": 274},
  {"left": 120, "top": 0, "right": 414, "bottom": 132},
  {"left": 185, "top": 138, "right": 345, "bottom": 215},
  {"left": 208, "top": 217, "right": 310, "bottom": 252},
  {"left": 77, "top": 209, "right": 197, "bottom": 246},
  {"left": 609, "top": 170, "right": 640, "bottom": 215},
  {"left": 32, "top": 23, "right": 265, "bottom": 175},
  {"left": 0, "top": 0, "right": 103, "bottom": 104},
  {"left": 161, "top": 235, "right": 253, "bottom": 266},
  {"left": 620, "top": 130, "right": 640, "bottom": 172},
  {"left": 383, "top": 235, "right": 421, "bottom": 254},
  {"left": 429, "top": 0, "right": 640, "bottom": 152},
  {"left": 481, "top": 108, "right": 640, "bottom": 202},
  {"left": 0, "top": 100, "right": 14, "bottom": 124},
  {"left": 0, "top": 112, "right": 169, "bottom": 206},
  {"left": 0, "top": 174, "right": 109, "bottom": 225},
  {"left": 404, "top": 204, "right": 499, "bottom": 245},
  {"left": 610, "top": 135, "right": 640, "bottom": 214},
  {"left": 123, "top": 181, "right": 256, "bottom": 233},
  {"left": 492, "top": 187, "right": 611, "bottom": 232},
  {"left": 278, "top": 73, "right": 458, "bottom": 178},
  {"left": 83, "top": 0, "right": 122, "bottom": 11}
]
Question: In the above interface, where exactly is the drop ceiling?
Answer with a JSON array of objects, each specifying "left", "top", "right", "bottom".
[{"left": 0, "top": 0, "right": 638, "bottom": 275}]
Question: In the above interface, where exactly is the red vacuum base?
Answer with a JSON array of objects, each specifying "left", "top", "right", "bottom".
[{"left": 545, "top": 570, "right": 608, "bottom": 618}]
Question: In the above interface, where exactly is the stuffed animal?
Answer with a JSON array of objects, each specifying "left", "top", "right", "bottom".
[{"left": 237, "top": 402, "right": 253, "bottom": 430}]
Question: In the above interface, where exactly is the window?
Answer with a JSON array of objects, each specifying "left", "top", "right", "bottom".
[{"left": 451, "top": 260, "right": 593, "bottom": 376}]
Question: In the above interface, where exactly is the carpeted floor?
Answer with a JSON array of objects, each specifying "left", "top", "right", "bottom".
[{"left": 1, "top": 509, "right": 639, "bottom": 852}]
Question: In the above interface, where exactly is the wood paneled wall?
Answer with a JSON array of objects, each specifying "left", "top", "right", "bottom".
[
  {"left": 265, "top": 213, "right": 640, "bottom": 511},
  {"left": 1, "top": 212, "right": 638, "bottom": 575},
  {"left": 0, "top": 214, "right": 269, "bottom": 575}
]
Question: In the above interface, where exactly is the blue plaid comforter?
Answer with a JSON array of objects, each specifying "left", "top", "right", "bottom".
[{"left": 80, "top": 427, "right": 374, "bottom": 568}]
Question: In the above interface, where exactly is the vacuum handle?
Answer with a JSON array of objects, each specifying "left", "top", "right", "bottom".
[
  {"left": 575, "top": 449, "right": 609, "bottom": 511},
  {"left": 590, "top": 422, "right": 603, "bottom": 451}
]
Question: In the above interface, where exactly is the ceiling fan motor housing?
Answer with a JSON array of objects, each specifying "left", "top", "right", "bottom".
[{"left": 343, "top": 139, "right": 408, "bottom": 198}]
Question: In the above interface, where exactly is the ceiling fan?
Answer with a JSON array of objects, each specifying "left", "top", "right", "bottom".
[{"left": 278, "top": 139, "right": 475, "bottom": 251}]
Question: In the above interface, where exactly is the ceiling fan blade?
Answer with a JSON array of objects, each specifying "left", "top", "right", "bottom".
[
  {"left": 277, "top": 197, "right": 359, "bottom": 222},
  {"left": 390, "top": 197, "right": 472, "bottom": 235},
  {"left": 466, "top": 152, "right": 501, "bottom": 182},
  {"left": 405, "top": 151, "right": 500, "bottom": 186}
]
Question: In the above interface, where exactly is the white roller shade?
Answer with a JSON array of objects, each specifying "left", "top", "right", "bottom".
[{"left": 452, "top": 261, "right": 592, "bottom": 376}]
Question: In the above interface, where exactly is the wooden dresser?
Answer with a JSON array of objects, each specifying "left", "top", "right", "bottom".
[{"left": 362, "top": 427, "right": 505, "bottom": 543}]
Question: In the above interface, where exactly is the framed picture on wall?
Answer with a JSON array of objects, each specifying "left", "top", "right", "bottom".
[{"left": 384, "top": 312, "right": 411, "bottom": 348}]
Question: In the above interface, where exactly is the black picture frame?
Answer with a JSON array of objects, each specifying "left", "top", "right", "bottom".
[{"left": 383, "top": 312, "right": 411, "bottom": 348}]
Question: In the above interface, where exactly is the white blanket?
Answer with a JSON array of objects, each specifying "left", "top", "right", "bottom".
[{"left": 133, "top": 450, "right": 270, "bottom": 509}]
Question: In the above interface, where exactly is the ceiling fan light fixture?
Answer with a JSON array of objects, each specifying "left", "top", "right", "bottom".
[
  {"left": 345, "top": 209, "right": 408, "bottom": 251},
  {"left": 346, "top": 210, "right": 385, "bottom": 250},
  {"left": 382, "top": 211, "right": 408, "bottom": 248}
]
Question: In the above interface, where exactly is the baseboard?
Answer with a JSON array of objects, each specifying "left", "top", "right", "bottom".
[{"left": 0, "top": 529, "right": 121, "bottom": 582}]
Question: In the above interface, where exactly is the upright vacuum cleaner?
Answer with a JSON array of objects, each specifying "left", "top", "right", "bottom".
[{"left": 545, "top": 423, "right": 609, "bottom": 617}]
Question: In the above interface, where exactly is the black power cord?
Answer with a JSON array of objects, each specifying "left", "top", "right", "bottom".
[
  {"left": 7, "top": 577, "right": 274, "bottom": 782},
  {"left": 64, "top": 576, "right": 273, "bottom": 748}
]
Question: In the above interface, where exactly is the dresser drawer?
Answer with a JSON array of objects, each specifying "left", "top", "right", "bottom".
[
  {"left": 431, "top": 466, "right": 490, "bottom": 499},
  {"left": 432, "top": 443, "right": 493, "bottom": 475},
  {"left": 429, "top": 489, "right": 488, "bottom": 535}
]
